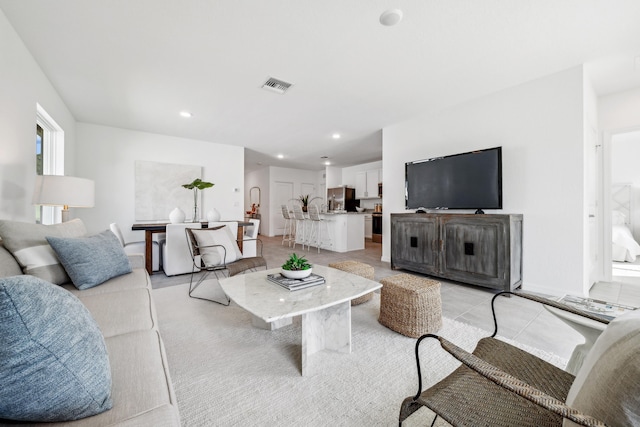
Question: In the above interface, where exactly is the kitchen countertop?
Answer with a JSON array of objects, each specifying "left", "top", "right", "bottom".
[{"left": 322, "top": 211, "right": 374, "bottom": 215}]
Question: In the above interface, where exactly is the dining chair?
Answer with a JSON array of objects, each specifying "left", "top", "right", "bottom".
[
  {"left": 162, "top": 223, "right": 202, "bottom": 276},
  {"left": 110, "top": 223, "right": 161, "bottom": 271},
  {"left": 242, "top": 219, "right": 260, "bottom": 257}
]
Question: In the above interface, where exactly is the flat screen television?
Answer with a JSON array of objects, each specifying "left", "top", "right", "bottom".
[{"left": 405, "top": 146, "right": 502, "bottom": 213}]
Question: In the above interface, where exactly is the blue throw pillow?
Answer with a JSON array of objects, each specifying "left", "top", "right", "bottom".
[
  {"left": 47, "top": 229, "right": 132, "bottom": 290},
  {"left": 0, "top": 275, "right": 112, "bottom": 421}
]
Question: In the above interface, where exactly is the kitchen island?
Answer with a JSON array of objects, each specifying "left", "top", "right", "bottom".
[{"left": 295, "top": 212, "right": 365, "bottom": 252}]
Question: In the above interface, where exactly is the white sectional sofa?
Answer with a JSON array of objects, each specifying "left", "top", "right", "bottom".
[{"left": 0, "top": 219, "right": 180, "bottom": 426}]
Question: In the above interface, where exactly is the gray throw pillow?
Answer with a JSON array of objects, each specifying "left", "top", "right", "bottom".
[
  {"left": 0, "top": 218, "right": 87, "bottom": 284},
  {"left": 47, "top": 230, "right": 132, "bottom": 290},
  {"left": 0, "top": 275, "right": 112, "bottom": 422}
]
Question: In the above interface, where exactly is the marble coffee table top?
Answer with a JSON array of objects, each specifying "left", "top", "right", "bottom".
[{"left": 219, "top": 265, "right": 381, "bottom": 323}]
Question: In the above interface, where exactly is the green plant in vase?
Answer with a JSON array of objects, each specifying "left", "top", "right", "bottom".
[
  {"left": 282, "top": 253, "right": 312, "bottom": 271},
  {"left": 182, "top": 178, "right": 214, "bottom": 222},
  {"left": 298, "top": 194, "right": 322, "bottom": 212}
]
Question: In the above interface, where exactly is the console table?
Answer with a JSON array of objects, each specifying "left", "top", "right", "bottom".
[{"left": 132, "top": 221, "right": 252, "bottom": 275}]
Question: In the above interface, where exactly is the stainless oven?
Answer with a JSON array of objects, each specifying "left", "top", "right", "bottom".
[{"left": 372, "top": 213, "right": 382, "bottom": 243}]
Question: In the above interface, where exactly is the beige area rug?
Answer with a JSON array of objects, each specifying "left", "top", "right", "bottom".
[{"left": 153, "top": 281, "right": 567, "bottom": 427}]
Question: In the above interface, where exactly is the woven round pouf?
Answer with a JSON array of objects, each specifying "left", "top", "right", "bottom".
[
  {"left": 328, "top": 260, "right": 375, "bottom": 305},
  {"left": 378, "top": 273, "right": 442, "bottom": 337}
]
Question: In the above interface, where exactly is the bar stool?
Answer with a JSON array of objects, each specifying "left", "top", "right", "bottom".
[
  {"left": 306, "top": 204, "right": 332, "bottom": 253},
  {"left": 292, "top": 204, "right": 308, "bottom": 250},
  {"left": 281, "top": 205, "right": 295, "bottom": 247}
]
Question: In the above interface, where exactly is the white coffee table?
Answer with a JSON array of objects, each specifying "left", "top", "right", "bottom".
[{"left": 219, "top": 265, "right": 381, "bottom": 376}]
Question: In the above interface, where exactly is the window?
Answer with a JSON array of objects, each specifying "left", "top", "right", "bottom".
[{"left": 35, "top": 103, "right": 64, "bottom": 224}]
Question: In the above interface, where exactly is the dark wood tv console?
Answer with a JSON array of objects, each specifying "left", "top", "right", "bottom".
[{"left": 390, "top": 213, "right": 523, "bottom": 292}]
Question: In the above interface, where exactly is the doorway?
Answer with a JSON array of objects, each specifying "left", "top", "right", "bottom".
[{"left": 598, "top": 127, "right": 640, "bottom": 305}]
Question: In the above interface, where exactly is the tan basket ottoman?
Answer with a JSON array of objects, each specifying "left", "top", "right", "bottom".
[
  {"left": 328, "top": 260, "right": 375, "bottom": 305},
  {"left": 378, "top": 274, "right": 442, "bottom": 337}
]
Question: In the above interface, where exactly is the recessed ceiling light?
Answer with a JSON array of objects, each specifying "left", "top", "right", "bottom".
[
  {"left": 179, "top": 111, "right": 192, "bottom": 118},
  {"left": 332, "top": 133, "right": 341, "bottom": 139},
  {"left": 324, "top": 161, "right": 331, "bottom": 166},
  {"left": 277, "top": 154, "right": 284, "bottom": 159},
  {"left": 379, "top": 9, "right": 403, "bottom": 26}
]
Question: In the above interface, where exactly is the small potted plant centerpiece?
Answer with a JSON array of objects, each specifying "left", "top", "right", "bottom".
[
  {"left": 298, "top": 194, "right": 322, "bottom": 212},
  {"left": 281, "top": 253, "right": 312, "bottom": 279}
]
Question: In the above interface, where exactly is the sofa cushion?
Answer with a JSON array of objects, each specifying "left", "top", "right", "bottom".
[
  {"left": 564, "top": 309, "right": 640, "bottom": 426},
  {"left": 0, "top": 275, "right": 112, "bottom": 422},
  {"left": 0, "top": 218, "right": 86, "bottom": 284},
  {"left": 37, "top": 330, "right": 177, "bottom": 427},
  {"left": 62, "top": 266, "right": 150, "bottom": 296},
  {"left": 78, "top": 288, "right": 156, "bottom": 338},
  {"left": 0, "top": 241, "right": 22, "bottom": 278},
  {"left": 47, "top": 230, "right": 132, "bottom": 290},
  {"left": 192, "top": 225, "right": 243, "bottom": 267}
]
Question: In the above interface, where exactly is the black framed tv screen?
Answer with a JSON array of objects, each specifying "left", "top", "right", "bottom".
[{"left": 405, "top": 147, "right": 502, "bottom": 210}]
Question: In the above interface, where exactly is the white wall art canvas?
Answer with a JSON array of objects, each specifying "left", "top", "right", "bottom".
[{"left": 135, "top": 160, "right": 202, "bottom": 221}]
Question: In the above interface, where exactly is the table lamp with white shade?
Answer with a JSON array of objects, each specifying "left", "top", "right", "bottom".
[{"left": 32, "top": 175, "right": 95, "bottom": 222}]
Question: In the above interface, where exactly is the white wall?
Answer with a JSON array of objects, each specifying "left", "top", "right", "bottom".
[
  {"left": 0, "top": 10, "right": 77, "bottom": 221},
  {"left": 383, "top": 66, "right": 588, "bottom": 297},
  {"left": 245, "top": 167, "right": 269, "bottom": 234},
  {"left": 599, "top": 87, "right": 640, "bottom": 131},
  {"left": 75, "top": 123, "right": 244, "bottom": 241},
  {"left": 583, "top": 71, "right": 600, "bottom": 291},
  {"left": 263, "top": 166, "right": 322, "bottom": 236}
]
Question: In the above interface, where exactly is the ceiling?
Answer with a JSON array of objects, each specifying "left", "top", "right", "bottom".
[{"left": 2, "top": 1, "right": 640, "bottom": 173}]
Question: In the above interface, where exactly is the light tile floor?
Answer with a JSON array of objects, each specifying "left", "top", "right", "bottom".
[
  {"left": 590, "top": 260, "right": 640, "bottom": 307},
  {"left": 150, "top": 235, "right": 640, "bottom": 361}
]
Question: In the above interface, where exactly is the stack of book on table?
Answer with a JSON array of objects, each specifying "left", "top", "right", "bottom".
[
  {"left": 559, "top": 295, "right": 636, "bottom": 320},
  {"left": 267, "top": 273, "right": 326, "bottom": 291}
]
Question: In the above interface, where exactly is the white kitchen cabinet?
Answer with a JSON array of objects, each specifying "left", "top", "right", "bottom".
[
  {"left": 366, "top": 169, "right": 379, "bottom": 198},
  {"left": 355, "top": 169, "right": 381, "bottom": 199},
  {"left": 355, "top": 172, "right": 367, "bottom": 199},
  {"left": 364, "top": 214, "right": 372, "bottom": 238}
]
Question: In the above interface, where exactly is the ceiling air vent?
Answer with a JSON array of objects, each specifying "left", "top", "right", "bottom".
[{"left": 261, "top": 77, "right": 293, "bottom": 94}]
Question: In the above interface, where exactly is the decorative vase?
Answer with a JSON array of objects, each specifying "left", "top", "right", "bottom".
[
  {"left": 169, "top": 207, "right": 185, "bottom": 224},
  {"left": 191, "top": 206, "right": 199, "bottom": 223},
  {"left": 206, "top": 208, "right": 221, "bottom": 222},
  {"left": 281, "top": 268, "right": 312, "bottom": 279}
]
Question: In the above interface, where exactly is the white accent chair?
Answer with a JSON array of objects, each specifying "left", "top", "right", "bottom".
[
  {"left": 110, "top": 223, "right": 161, "bottom": 272},
  {"left": 242, "top": 219, "right": 260, "bottom": 257},
  {"left": 162, "top": 223, "right": 202, "bottom": 276}
]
